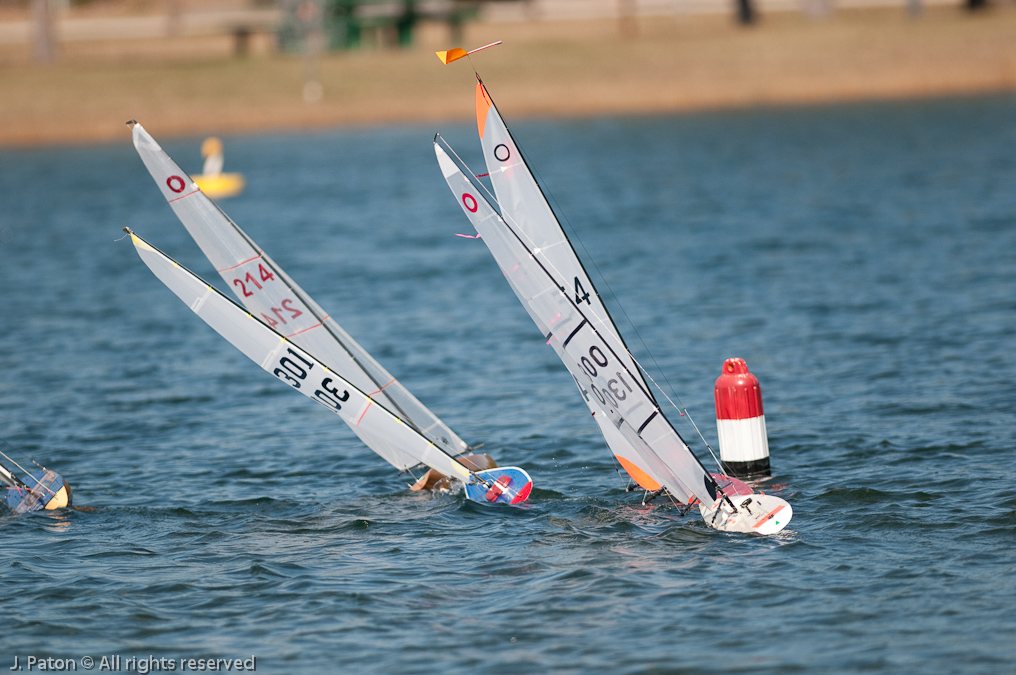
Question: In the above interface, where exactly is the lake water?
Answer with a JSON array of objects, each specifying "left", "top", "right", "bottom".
[{"left": 2, "top": 92, "right": 1015, "bottom": 673}]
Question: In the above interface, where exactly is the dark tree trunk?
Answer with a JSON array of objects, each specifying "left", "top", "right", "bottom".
[{"left": 736, "top": 0, "right": 756, "bottom": 25}]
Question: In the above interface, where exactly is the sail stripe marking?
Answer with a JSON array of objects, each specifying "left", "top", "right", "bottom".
[
  {"left": 561, "top": 318, "right": 588, "bottom": 348},
  {"left": 368, "top": 379, "right": 397, "bottom": 396},
  {"left": 286, "top": 322, "right": 323, "bottom": 338},
  {"left": 218, "top": 254, "right": 263, "bottom": 273},
  {"left": 637, "top": 410, "right": 659, "bottom": 434},
  {"left": 168, "top": 188, "right": 201, "bottom": 203},
  {"left": 356, "top": 401, "right": 373, "bottom": 426}
]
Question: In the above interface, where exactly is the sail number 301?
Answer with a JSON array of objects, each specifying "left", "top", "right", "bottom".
[{"left": 273, "top": 347, "right": 350, "bottom": 411}]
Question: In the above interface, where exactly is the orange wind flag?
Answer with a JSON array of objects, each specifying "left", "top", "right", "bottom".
[
  {"left": 435, "top": 42, "right": 502, "bottom": 65},
  {"left": 435, "top": 48, "right": 468, "bottom": 65}
]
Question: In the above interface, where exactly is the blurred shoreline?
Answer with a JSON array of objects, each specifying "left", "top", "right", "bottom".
[{"left": 2, "top": 5, "right": 1015, "bottom": 148}]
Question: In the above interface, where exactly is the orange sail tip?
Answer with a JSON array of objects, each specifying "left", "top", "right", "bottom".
[
  {"left": 475, "top": 82, "right": 492, "bottom": 138},
  {"left": 435, "top": 48, "right": 468, "bottom": 65}
]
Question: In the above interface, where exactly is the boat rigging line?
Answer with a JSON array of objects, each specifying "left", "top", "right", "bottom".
[{"left": 0, "top": 447, "right": 59, "bottom": 499}]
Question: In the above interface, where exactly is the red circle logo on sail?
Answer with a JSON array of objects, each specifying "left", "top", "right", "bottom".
[
  {"left": 166, "top": 175, "right": 186, "bottom": 193},
  {"left": 462, "top": 193, "right": 478, "bottom": 213}
]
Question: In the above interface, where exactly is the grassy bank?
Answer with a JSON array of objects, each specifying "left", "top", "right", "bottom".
[{"left": 2, "top": 6, "right": 1015, "bottom": 147}]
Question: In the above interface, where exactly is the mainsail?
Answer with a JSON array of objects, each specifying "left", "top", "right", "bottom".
[
  {"left": 129, "top": 123, "right": 467, "bottom": 471},
  {"left": 125, "top": 228, "right": 513, "bottom": 494},
  {"left": 435, "top": 140, "right": 718, "bottom": 510},
  {"left": 469, "top": 80, "right": 666, "bottom": 492},
  {"left": 434, "top": 72, "right": 793, "bottom": 532}
]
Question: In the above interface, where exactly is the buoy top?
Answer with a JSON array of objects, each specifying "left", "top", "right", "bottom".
[
  {"left": 722, "top": 357, "right": 750, "bottom": 375},
  {"left": 714, "top": 357, "right": 764, "bottom": 420},
  {"left": 201, "top": 137, "right": 223, "bottom": 158}
]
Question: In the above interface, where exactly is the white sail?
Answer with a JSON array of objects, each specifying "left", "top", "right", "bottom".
[
  {"left": 434, "top": 143, "right": 718, "bottom": 509},
  {"left": 471, "top": 81, "right": 679, "bottom": 492},
  {"left": 130, "top": 123, "right": 468, "bottom": 471},
  {"left": 126, "top": 229, "right": 475, "bottom": 483}
]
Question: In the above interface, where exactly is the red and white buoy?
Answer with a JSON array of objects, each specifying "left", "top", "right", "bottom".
[{"left": 714, "top": 358, "right": 771, "bottom": 478}]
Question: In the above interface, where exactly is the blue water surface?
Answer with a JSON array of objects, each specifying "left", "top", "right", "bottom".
[{"left": 1, "top": 92, "right": 1015, "bottom": 673}]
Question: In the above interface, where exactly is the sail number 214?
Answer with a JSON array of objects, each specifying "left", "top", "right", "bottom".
[
  {"left": 233, "top": 263, "right": 276, "bottom": 296},
  {"left": 231, "top": 264, "right": 304, "bottom": 328}
]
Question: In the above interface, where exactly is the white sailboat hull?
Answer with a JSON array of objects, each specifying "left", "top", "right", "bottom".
[{"left": 700, "top": 493, "right": 792, "bottom": 535}]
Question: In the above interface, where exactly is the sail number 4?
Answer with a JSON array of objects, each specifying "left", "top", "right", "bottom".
[
  {"left": 273, "top": 347, "right": 350, "bottom": 411},
  {"left": 574, "top": 277, "right": 591, "bottom": 305}
]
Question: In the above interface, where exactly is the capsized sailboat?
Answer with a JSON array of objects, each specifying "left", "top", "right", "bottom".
[
  {"left": 124, "top": 228, "right": 531, "bottom": 505},
  {"left": 125, "top": 122, "right": 531, "bottom": 505},
  {"left": 0, "top": 450, "right": 71, "bottom": 513},
  {"left": 432, "top": 64, "right": 790, "bottom": 532}
]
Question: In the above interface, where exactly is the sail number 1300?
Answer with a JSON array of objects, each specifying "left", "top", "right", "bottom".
[{"left": 578, "top": 344, "right": 634, "bottom": 409}]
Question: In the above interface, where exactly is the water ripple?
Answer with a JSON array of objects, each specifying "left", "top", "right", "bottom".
[{"left": 2, "top": 96, "right": 1016, "bottom": 672}]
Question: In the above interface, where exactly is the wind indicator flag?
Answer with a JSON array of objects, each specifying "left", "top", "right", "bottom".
[{"left": 435, "top": 41, "right": 502, "bottom": 65}]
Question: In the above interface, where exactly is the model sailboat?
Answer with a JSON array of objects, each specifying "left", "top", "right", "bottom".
[
  {"left": 1, "top": 451, "right": 71, "bottom": 513},
  {"left": 126, "top": 123, "right": 531, "bottom": 505},
  {"left": 433, "top": 66, "right": 790, "bottom": 532}
]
